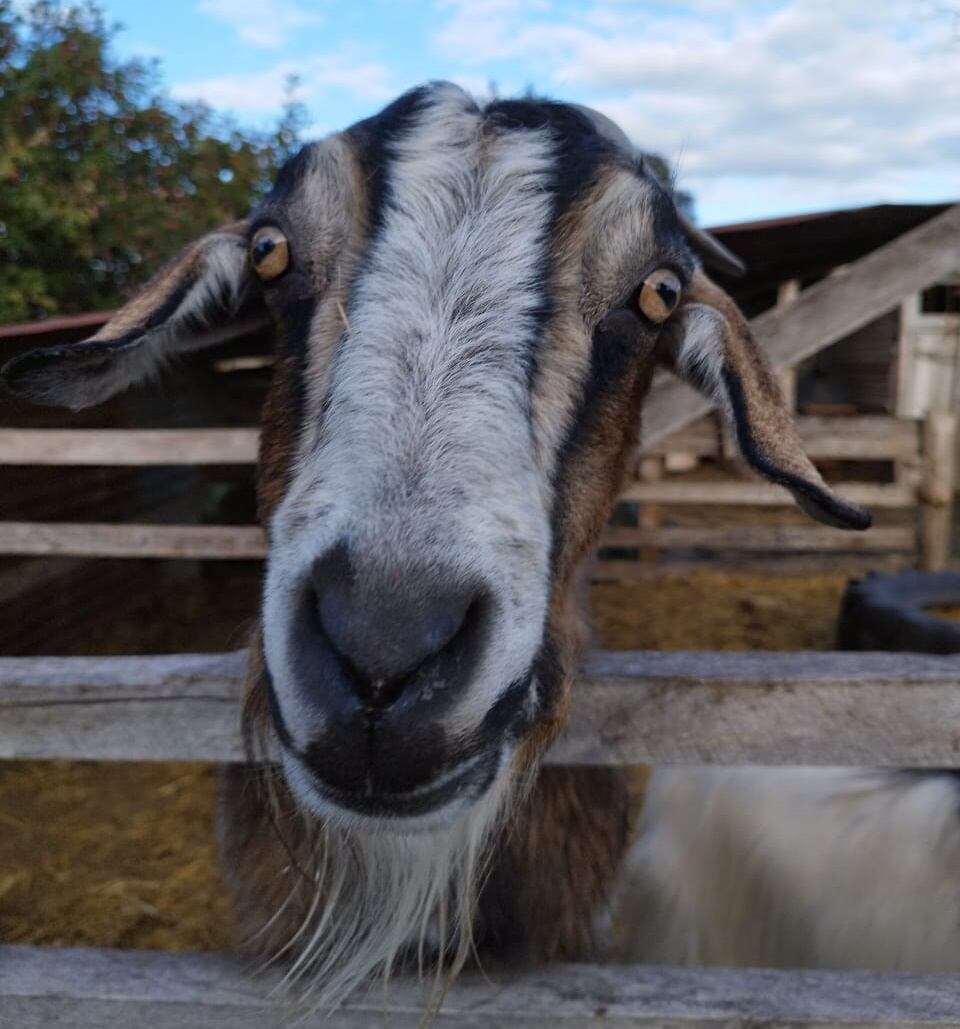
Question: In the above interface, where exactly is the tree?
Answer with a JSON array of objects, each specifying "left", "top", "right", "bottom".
[{"left": 0, "top": 1, "right": 306, "bottom": 322}]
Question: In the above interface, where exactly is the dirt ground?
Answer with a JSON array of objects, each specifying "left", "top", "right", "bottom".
[{"left": 0, "top": 569, "right": 852, "bottom": 951}]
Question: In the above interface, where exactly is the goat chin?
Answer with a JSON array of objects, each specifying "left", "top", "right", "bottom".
[
  {"left": 261, "top": 764, "right": 516, "bottom": 1014},
  {"left": 602, "top": 766, "right": 960, "bottom": 972}
]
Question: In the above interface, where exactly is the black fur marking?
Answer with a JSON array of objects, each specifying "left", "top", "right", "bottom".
[
  {"left": 530, "top": 634, "right": 564, "bottom": 723},
  {"left": 484, "top": 99, "right": 621, "bottom": 213},
  {"left": 484, "top": 98, "right": 620, "bottom": 405},
  {"left": 347, "top": 83, "right": 437, "bottom": 238},
  {"left": 548, "top": 310, "right": 655, "bottom": 574},
  {"left": 264, "top": 142, "right": 322, "bottom": 206},
  {"left": 723, "top": 369, "right": 872, "bottom": 531},
  {"left": 273, "top": 293, "right": 316, "bottom": 449}
]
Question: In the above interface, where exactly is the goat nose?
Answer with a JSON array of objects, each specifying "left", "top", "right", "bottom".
[{"left": 309, "top": 547, "right": 483, "bottom": 710}]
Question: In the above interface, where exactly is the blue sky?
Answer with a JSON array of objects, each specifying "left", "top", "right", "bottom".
[{"left": 100, "top": 0, "right": 958, "bottom": 225}]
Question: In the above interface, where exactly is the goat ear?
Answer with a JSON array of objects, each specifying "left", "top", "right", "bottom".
[
  {"left": 1, "top": 223, "right": 267, "bottom": 410},
  {"left": 657, "top": 269, "right": 871, "bottom": 530}
]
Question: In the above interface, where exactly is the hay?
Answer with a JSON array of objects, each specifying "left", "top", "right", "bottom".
[{"left": 0, "top": 570, "right": 849, "bottom": 950}]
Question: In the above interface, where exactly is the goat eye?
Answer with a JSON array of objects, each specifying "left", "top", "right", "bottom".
[
  {"left": 250, "top": 226, "right": 289, "bottom": 280},
  {"left": 638, "top": 268, "right": 682, "bottom": 324}
]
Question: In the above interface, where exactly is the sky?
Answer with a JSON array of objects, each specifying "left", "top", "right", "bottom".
[{"left": 98, "top": 0, "right": 959, "bottom": 226}]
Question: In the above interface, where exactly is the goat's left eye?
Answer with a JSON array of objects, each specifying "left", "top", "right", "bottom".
[
  {"left": 250, "top": 226, "right": 289, "bottom": 281},
  {"left": 638, "top": 269, "right": 682, "bottom": 324}
]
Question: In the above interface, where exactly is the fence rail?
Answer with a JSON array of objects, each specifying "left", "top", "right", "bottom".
[
  {"left": 0, "top": 417, "right": 919, "bottom": 465},
  {"left": 0, "top": 428, "right": 260, "bottom": 465},
  {"left": 3, "top": 945, "right": 959, "bottom": 1028},
  {"left": 0, "top": 522, "right": 266, "bottom": 559},
  {"left": 0, "top": 414, "right": 946, "bottom": 566},
  {"left": 5, "top": 649, "right": 960, "bottom": 766}
]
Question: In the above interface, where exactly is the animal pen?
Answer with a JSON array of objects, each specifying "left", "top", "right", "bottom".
[{"left": 2, "top": 202, "right": 960, "bottom": 1025}]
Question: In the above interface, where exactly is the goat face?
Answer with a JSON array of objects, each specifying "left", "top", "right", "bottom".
[{"left": 2, "top": 83, "right": 869, "bottom": 833}]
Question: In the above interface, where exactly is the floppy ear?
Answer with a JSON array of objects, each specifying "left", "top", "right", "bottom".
[
  {"left": 1, "top": 223, "right": 267, "bottom": 410},
  {"left": 657, "top": 269, "right": 871, "bottom": 530}
]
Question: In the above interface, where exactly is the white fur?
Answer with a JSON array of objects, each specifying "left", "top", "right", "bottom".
[
  {"left": 603, "top": 766, "right": 960, "bottom": 971},
  {"left": 258, "top": 88, "right": 565, "bottom": 1005},
  {"left": 264, "top": 85, "right": 556, "bottom": 758},
  {"left": 267, "top": 759, "right": 514, "bottom": 1013}
]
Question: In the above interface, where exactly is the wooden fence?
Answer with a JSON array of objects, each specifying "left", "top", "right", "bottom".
[
  {"left": 3, "top": 648, "right": 960, "bottom": 1025},
  {"left": 0, "top": 411, "right": 953, "bottom": 571},
  {"left": 596, "top": 409, "right": 957, "bottom": 574}
]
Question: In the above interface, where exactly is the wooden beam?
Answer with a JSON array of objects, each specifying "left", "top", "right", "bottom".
[
  {"left": 920, "top": 410, "right": 958, "bottom": 571},
  {"left": 643, "top": 416, "right": 921, "bottom": 461},
  {"left": 0, "top": 429, "right": 259, "bottom": 465},
  {"left": 0, "top": 523, "right": 267, "bottom": 559},
  {"left": 619, "top": 480, "right": 914, "bottom": 508},
  {"left": 641, "top": 204, "right": 960, "bottom": 447},
  {"left": 599, "top": 525, "right": 914, "bottom": 552},
  {"left": 590, "top": 553, "right": 908, "bottom": 580},
  {"left": 2, "top": 945, "right": 959, "bottom": 1027},
  {"left": 5, "top": 650, "right": 960, "bottom": 766}
]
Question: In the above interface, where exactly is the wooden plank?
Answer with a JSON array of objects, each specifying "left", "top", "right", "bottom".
[
  {"left": 599, "top": 525, "right": 914, "bottom": 552},
  {"left": 2, "top": 945, "right": 960, "bottom": 1028},
  {"left": 641, "top": 204, "right": 960, "bottom": 447},
  {"left": 644, "top": 416, "right": 921, "bottom": 461},
  {"left": 0, "top": 310, "right": 110, "bottom": 340},
  {"left": 590, "top": 553, "right": 908, "bottom": 580},
  {"left": 620, "top": 480, "right": 915, "bottom": 508},
  {"left": 0, "top": 417, "right": 914, "bottom": 467},
  {"left": 0, "top": 523, "right": 267, "bottom": 559},
  {"left": 920, "top": 411, "right": 958, "bottom": 571},
  {"left": 0, "top": 429, "right": 259, "bottom": 465},
  {"left": 5, "top": 650, "right": 960, "bottom": 766},
  {"left": 1, "top": 517, "right": 874, "bottom": 560}
]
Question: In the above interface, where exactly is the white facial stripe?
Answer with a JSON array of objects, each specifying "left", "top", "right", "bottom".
[{"left": 265, "top": 88, "right": 560, "bottom": 755}]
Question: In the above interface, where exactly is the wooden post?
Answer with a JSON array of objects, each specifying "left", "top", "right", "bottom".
[
  {"left": 776, "top": 280, "right": 801, "bottom": 410},
  {"left": 919, "top": 410, "right": 958, "bottom": 570},
  {"left": 637, "top": 455, "right": 664, "bottom": 564}
]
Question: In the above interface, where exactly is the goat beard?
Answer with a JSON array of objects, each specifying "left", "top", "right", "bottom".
[{"left": 238, "top": 653, "right": 523, "bottom": 1016}]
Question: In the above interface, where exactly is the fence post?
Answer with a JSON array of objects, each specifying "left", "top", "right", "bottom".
[
  {"left": 919, "top": 410, "right": 958, "bottom": 571},
  {"left": 637, "top": 455, "right": 664, "bottom": 564}
]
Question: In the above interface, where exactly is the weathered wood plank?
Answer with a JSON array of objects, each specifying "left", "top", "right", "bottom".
[
  {"left": 641, "top": 204, "right": 960, "bottom": 447},
  {"left": 2, "top": 945, "right": 959, "bottom": 1028},
  {"left": 0, "top": 417, "right": 915, "bottom": 468},
  {"left": 590, "top": 553, "right": 907, "bottom": 580},
  {"left": 644, "top": 416, "right": 921, "bottom": 461},
  {"left": 619, "top": 480, "right": 915, "bottom": 508},
  {"left": 4, "top": 650, "right": 960, "bottom": 766},
  {"left": 0, "top": 523, "right": 267, "bottom": 559},
  {"left": 11, "top": 516, "right": 905, "bottom": 561},
  {"left": 0, "top": 429, "right": 260, "bottom": 465},
  {"left": 599, "top": 525, "right": 914, "bottom": 553},
  {"left": 919, "top": 411, "right": 958, "bottom": 571}
]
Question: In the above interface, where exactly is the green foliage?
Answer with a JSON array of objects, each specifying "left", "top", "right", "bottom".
[{"left": 0, "top": 0, "right": 306, "bottom": 322}]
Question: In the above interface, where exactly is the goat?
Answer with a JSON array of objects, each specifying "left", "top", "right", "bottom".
[{"left": 6, "top": 82, "right": 959, "bottom": 1009}]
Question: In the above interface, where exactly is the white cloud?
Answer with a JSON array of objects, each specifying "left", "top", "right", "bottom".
[
  {"left": 432, "top": 0, "right": 960, "bottom": 219},
  {"left": 198, "top": 0, "right": 324, "bottom": 49},
  {"left": 172, "top": 51, "right": 394, "bottom": 114}
]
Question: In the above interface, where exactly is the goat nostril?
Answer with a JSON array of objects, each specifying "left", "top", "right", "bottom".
[{"left": 307, "top": 550, "right": 486, "bottom": 712}]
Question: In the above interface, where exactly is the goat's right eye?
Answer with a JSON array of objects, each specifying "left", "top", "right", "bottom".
[
  {"left": 637, "top": 268, "right": 682, "bottom": 324},
  {"left": 250, "top": 226, "right": 290, "bottom": 281}
]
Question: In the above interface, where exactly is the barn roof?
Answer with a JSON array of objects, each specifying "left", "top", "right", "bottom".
[{"left": 709, "top": 202, "right": 956, "bottom": 314}]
